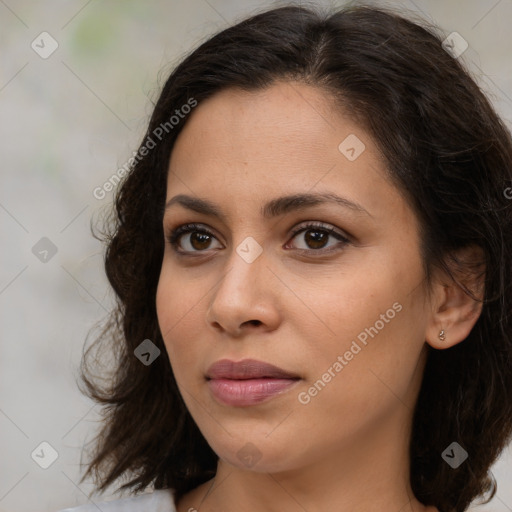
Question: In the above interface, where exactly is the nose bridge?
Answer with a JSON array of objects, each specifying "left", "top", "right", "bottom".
[
  {"left": 207, "top": 236, "right": 272, "bottom": 330},
  {"left": 216, "top": 236, "right": 267, "bottom": 301}
]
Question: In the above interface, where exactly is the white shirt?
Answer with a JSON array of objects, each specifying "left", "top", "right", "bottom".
[{"left": 56, "top": 489, "right": 176, "bottom": 512}]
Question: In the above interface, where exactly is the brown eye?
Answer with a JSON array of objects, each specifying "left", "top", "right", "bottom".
[
  {"left": 287, "top": 222, "right": 350, "bottom": 253},
  {"left": 187, "top": 232, "right": 214, "bottom": 250},
  {"left": 167, "top": 223, "right": 222, "bottom": 253},
  {"left": 166, "top": 221, "right": 350, "bottom": 256}
]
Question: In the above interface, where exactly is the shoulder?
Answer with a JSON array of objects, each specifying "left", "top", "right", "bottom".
[{"left": 56, "top": 489, "right": 176, "bottom": 512}]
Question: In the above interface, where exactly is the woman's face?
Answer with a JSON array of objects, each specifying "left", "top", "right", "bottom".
[{"left": 156, "top": 81, "right": 435, "bottom": 474}]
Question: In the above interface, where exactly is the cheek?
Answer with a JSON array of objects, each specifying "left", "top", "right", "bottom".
[
  {"left": 301, "top": 266, "right": 402, "bottom": 360},
  {"left": 295, "top": 297, "right": 425, "bottom": 441},
  {"left": 301, "top": 252, "right": 427, "bottom": 395},
  {"left": 156, "top": 268, "right": 205, "bottom": 377}
]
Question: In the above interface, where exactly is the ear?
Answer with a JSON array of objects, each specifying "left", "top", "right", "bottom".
[{"left": 425, "top": 245, "right": 486, "bottom": 350}]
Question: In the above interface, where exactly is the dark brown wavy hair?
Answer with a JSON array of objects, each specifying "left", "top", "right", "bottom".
[{"left": 79, "top": 3, "right": 512, "bottom": 512}]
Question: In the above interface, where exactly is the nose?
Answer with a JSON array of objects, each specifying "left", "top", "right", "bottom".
[{"left": 206, "top": 245, "right": 280, "bottom": 337}]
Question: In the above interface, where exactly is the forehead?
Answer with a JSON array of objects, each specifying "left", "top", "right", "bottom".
[
  {"left": 171, "top": 82, "right": 344, "bottom": 163},
  {"left": 166, "top": 81, "right": 407, "bottom": 225}
]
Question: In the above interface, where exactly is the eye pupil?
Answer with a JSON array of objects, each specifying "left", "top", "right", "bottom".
[
  {"left": 191, "top": 232, "right": 211, "bottom": 250},
  {"left": 305, "top": 229, "right": 328, "bottom": 249}
]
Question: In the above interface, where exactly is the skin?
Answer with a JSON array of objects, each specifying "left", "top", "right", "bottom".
[{"left": 156, "top": 81, "right": 483, "bottom": 512}]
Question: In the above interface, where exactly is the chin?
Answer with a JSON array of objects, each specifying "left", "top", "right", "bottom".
[{"left": 207, "top": 433, "right": 300, "bottom": 474}]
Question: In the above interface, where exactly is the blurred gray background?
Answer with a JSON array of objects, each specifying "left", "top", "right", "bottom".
[{"left": 1, "top": 1, "right": 511, "bottom": 511}]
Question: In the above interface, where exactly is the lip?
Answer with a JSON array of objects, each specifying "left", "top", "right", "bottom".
[
  {"left": 206, "top": 358, "right": 300, "bottom": 380},
  {"left": 206, "top": 359, "right": 301, "bottom": 407}
]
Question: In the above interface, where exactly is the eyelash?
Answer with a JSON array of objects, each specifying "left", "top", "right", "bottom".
[{"left": 165, "top": 221, "right": 350, "bottom": 257}]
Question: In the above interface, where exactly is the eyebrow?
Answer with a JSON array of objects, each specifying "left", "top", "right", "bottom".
[{"left": 164, "top": 192, "right": 372, "bottom": 220}]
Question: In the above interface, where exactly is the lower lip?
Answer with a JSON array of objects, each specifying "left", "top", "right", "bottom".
[{"left": 207, "top": 378, "right": 300, "bottom": 406}]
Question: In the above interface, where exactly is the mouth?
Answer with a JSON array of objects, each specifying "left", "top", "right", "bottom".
[
  {"left": 206, "top": 358, "right": 301, "bottom": 407},
  {"left": 206, "top": 358, "right": 300, "bottom": 380}
]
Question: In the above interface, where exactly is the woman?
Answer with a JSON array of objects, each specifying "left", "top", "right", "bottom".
[{"left": 58, "top": 3, "right": 512, "bottom": 512}]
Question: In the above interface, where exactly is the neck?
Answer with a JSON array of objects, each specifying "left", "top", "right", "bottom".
[{"left": 176, "top": 405, "right": 437, "bottom": 512}]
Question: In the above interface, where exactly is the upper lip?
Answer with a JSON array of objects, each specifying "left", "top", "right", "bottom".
[{"left": 206, "top": 358, "right": 300, "bottom": 380}]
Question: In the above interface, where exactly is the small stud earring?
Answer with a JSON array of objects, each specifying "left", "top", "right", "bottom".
[{"left": 438, "top": 330, "right": 446, "bottom": 341}]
